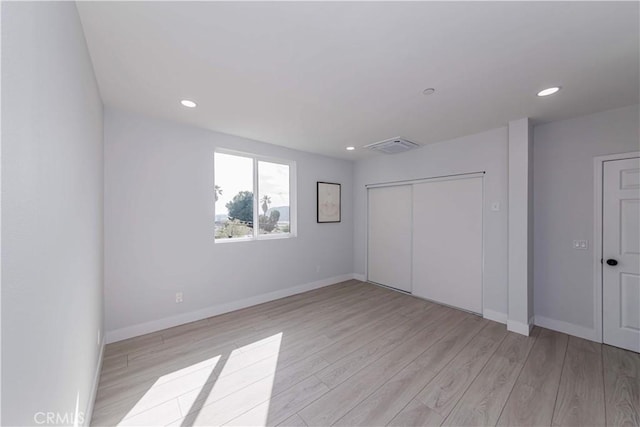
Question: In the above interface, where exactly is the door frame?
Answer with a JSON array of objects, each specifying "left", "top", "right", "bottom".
[{"left": 593, "top": 151, "right": 640, "bottom": 343}]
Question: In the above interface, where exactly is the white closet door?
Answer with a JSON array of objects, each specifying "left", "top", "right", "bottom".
[
  {"left": 412, "top": 177, "right": 483, "bottom": 313},
  {"left": 367, "top": 185, "right": 412, "bottom": 292}
]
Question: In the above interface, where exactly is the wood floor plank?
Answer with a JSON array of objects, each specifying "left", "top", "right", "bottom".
[
  {"left": 102, "top": 294, "right": 404, "bottom": 422},
  {"left": 442, "top": 328, "right": 539, "bottom": 426},
  {"left": 99, "top": 324, "right": 324, "bottom": 410},
  {"left": 97, "top": 286, "right": 389, "bottom": 398},
  {"left": 230, "top": 286, "right": 405, "bottom": 351},
  {"left": 241, "top": 280, "right": 360, "bottom": 317},
  {"left": 96, "top": 290, "right": 370, "bottom": 404},
  {"left": 603, "top": 344, "right": 640, "bottom": 427},
  {"left": 103, "top": 332, "right": 164, "bottom": 359},
  {"left": 259, "top": 285, "right": 390, "bottom": 329},
  {"left": 93, "top": 282, "right": 420, "bottom": 426},
  {"left": 315, "top": 312, "right": 411, "bottom": 364},
  {"left": 109, "top": 281, "right": 363, "bottom": 359},
  {"left": 94, "top": 351, "right": 328, "bottom": 426},
  {"left": 277, "top": 413, "right": 308, "bottom": 427},
  {"left": 102, "top": 282, "right": 353, "bottom": 359},
  {"left": 315, "top": 305, "right": 441, "bottom": 388},
  {"left": 105, "top": 398, "right": 181, "bottom": 427},
  {"left": 387, "top": 399, "right": 444, "bottom": 427},
  {"left": 93, "top": 358, "right": 223, "bottom": 424},
  {"left": 101, "top": 353, "right": 127, "bottom": 375},
  {"left": 105, "top": 344, "right": 226, "bottom": 390},
  {"left": 497, "top": 328, "right": 568, "bottom": 427},
  {"left": 91, "top": 282, "right": 626, "bottom": 427},
  {"left": 223, "top": 376, "right": 329, "bottom": 426},
  {"left": 414, "top": 320, "right": 507, "bottom": 418},
  {"left": 160, "top": 318, "right": 212, "bottom": 342},
  {"left": 157, "top": 283, "right": 376, "bottom": 356},
  {"left": 125, "top": 324, "right": 255, "bottom": 367},
  {"left": 323, "top": 297, "right": 411, "bottom": 340},
  {"left": 233, "top": 290, "right": 403, "bottom": 351},
  {"left": 297, "top": 306, "right": 468, "bottom": 426},
  {"left": 95, "top": 341, "right": 238, "bottom": 406},
  {"left": 259, "top": 283, "right": 385, "bottom": 324},
  {"left": 260, "top": 282, "right": 370, "bottom": 320},
  {"left": 170, "top": 371, "right": 327, "bottom": 426},
  {"left": 333, "top": 315, "right": 487, "bottom": 427},
  {"left": 172, "top": 374, "right": 278, "bottom": 426},
  {"left": 173, "top": 347, "right": 330, "bottom": 417},
  {"left": 552, "top": 336, "right": 606, "bottom": 427}
]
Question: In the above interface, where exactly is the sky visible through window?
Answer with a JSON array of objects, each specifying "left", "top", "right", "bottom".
[
  {"left": 258, "top": 161, "right": 290, "bottom": 210},
  {"left": 214, "top": 153, "right": 252, "bottom": 217},
  {"left": 214, "top": 154, "right": 290, "bottom": 216}
]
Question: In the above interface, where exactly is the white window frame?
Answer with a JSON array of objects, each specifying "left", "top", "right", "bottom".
[{"left": 214, "top": 148, "right": 297, "bottom": 243}]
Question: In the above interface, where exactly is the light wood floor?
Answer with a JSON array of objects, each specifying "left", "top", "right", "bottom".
[{"left": 93, "top": 280, "right": 640, "bottom": 427}]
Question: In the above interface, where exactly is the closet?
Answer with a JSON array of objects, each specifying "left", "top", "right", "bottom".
[
  {"left": 367, "top": 185, "right": 413, "bottom": 293},
  {"left": 366, "top": 174, "right": 483, "bottom": 313}
]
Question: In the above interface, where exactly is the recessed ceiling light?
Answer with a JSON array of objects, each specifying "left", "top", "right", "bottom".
[
  {"left": 180, "top": 99, "right": 197, "bottom": 108},
  {"left": 346, "top": 146, "right": 355, "bottom": 151},
  {"left": 422, "top": 88, "right": 436, "bottom": 96},
  {"left": 537, "top": 87, "right": 560, "bottom": 97}
]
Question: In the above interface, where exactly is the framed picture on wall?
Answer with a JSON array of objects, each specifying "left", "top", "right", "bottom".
[{"left": 317, "top": 182, "right": 341, "bottom": 223}]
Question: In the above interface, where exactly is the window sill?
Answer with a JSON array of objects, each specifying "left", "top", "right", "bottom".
[{"left": 214, "top": 233, "right": 296, "bottom": 244}]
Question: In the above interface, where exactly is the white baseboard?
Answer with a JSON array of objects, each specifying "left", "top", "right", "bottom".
[
  {"left": 507, "top": 316, "right": 534, "bottom": 336},
  {"left": 483, "top": 309, "right": 507, "bottom": 324},
  {"left": 106, "top": 274, "right": 355, "bottom": 343},
  {"left": 353, "top": 273, "right": 366, "bottom": 282},
  {"left": 84, "top": 337, "right": 105, "bottom": 426},
  {"left": 534, "top": 315, "right": 600, "bottom": 342}
]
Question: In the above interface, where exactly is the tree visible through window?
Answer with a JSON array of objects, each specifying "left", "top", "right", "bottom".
[{"left": 214, "top": 152, "right": 293, "bottom": 240}]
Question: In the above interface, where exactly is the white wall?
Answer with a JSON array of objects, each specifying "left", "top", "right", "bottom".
[
  {"left": 353, "top": 127, "right": 509, "bottom": 320},
  {"left": 2, "top": 3, "right": 104, "bottom": 426},
  {"left": 104, "top": 108, "right": 353, "bottom": 341},
  {"left": 533, "top": 104, "right": 640, "bottom": 339}
]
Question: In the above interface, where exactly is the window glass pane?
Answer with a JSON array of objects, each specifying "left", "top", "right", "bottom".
[
  {"left": 258, "top": 161, "right": 290, "bottom": 235},
  {"left": 215, "top": 153, "right": 254, "bottom": 239}
]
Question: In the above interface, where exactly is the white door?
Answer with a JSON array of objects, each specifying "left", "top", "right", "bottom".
[
  {"left": 603, "top": 157, "right": 640, "bottom": 352},
  {"left": 412, "top": 177, "right": 483, "bottom": 313},
  {"left": 367, "top": 185, "right": 412, "bottom": 292}
]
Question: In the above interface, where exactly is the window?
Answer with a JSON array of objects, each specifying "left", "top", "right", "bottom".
[{"left": 214, "top": 151, "right": 295, "bottom": 241}]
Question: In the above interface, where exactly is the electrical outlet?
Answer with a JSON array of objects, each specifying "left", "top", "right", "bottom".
[
  {"left": 573, "top": 240, "right": 588, "bottom": 250},
  {"left": 175, "top": 292, "right": 183, "bottom": 303}
]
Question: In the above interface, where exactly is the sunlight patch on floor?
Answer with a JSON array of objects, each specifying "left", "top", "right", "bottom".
[
  {"left": 114, "top": 333, "right": 284, "bottom": 426},
  {"left": 181, "top": 333, "right": 282, "bottom": 426},
  {"left": 118, "top": 355, "right": 222, "bottom": 424},
  {"left": 236, "top": 333, "right": 284, "bottom": 354}
]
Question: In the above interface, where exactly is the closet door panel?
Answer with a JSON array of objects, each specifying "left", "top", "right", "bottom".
[
  {"left": 412, "top": 177, "right": 483, "bottom": 313},
  {"left": 367, "top": 185, "right": 412, "bottom": 292}
]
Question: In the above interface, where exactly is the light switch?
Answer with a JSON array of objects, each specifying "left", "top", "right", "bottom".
[
  {"left": 491, "top": 202, "right": 500, "bottom": 211},
  {"left": 573, "top": 240, "right": 588, "bottom": 250}
]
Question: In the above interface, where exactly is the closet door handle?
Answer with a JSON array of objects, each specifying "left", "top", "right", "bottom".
[{"left": 606, "top": 259, "right": 618, "bottom": 266}]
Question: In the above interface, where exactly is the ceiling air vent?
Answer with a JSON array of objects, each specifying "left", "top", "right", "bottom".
[{"left": 363, "top": 137, "right": 420, "bottom": 155}]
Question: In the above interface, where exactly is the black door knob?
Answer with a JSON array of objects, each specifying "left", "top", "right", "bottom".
[{"left": 606, "top": 259, "right": 618, "bottom": 266}]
